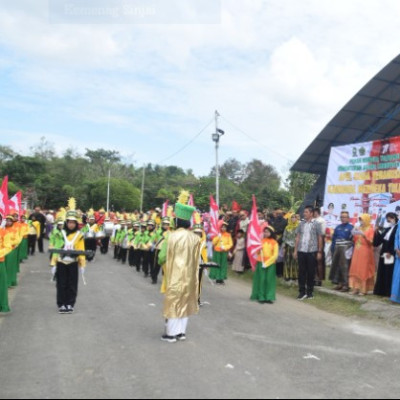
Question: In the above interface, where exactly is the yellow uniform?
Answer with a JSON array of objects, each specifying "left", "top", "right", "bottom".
[
  {"left": 212, "top": 232, "right": 233, "bottom": 252},
  {"left": 0, "top": 230, "right": 12, "bottom": 262},
  {"left": 257, "top": 238, "right": 279, "bottom": 267},
  {"left": 0, "top": 229, "right": 12, "bottom": 311},
  {"left": 29, "top": 221, "right": 41, "bottom": 237}
]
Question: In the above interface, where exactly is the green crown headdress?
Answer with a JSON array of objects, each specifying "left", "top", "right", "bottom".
[{"left": 175, "top": 190, "right": 195, "bottom": 221}]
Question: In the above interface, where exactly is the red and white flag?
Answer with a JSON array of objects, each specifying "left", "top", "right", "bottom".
[
  {"left": 0, "top": 176, "right": 9, "bottom": 217},
  {"left": 209, "top": 195, "right": 219, "bottom": 239},
  {"left": 162, "top": 200, "right": 169, "bottom": 218},
  {"left": 8, "top": 191, "right": 22, "bottom": 216},
  {"left": 247, "top": 195, "right": 263, "bottom": 271}
]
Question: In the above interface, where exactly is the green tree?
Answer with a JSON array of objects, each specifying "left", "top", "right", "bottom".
[
  {"left": 210, "top": 158, "right": 245, "bottom": 184},
  {"left": 88, "top": 178, "right": 141, "bottom": 211},
  {"left": 0, "top": 146, "right": 16, "bottom": 163},
  {"left": 85, "top": 149, "right": 121, "bottom": 176},
  {"left": 286, "top": 171, "right": 318, "bottom": 205},
  {"left": 30, "top": 137, "right": 56, "bottom": 160},
  {"left": 3, "top": 156, "right": 46, "bottom": 187}
]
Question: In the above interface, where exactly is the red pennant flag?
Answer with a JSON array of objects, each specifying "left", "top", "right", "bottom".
[
  {"left": 209, "top": 195, "right": 219, "bottom": 239},
  {"left": 246, "top": 195, "right": 263, "bottom": 271},
  {"left": 162, "top": 200, "right": 169, "bottom": 218},
  {"left": 232, "top": 200, "right": 241, "bottom": 212},
  {"left": 188, "top": 194, "right": 195, "bottom": 227},
  {"left": 188, "top": 194, "right": 194, "bottom": 207},
  {"left": 8, "top": 191, "right": 22, "bottom": 216},
  {"left": 0, "top": 176, "right": 9, "bottom": 217}
]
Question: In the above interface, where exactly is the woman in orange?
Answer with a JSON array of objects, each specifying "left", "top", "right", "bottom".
[
  {"left": 251, "top": 226, "right": 279, "bottom": 304},
  {"left": 19, "top": 215, "right": 29, "bottom": 262},
  {"left": 209, "top": 221, "right": 233, "bottom": 285},
  {"left": 0, "top": 227, "right": 11, "bottom": 312},
  {"left": 4, "top": 215, "right": 21, "bottom": 288},
  {"left": 349, "top": 214, "right": 375, "bottom": 295}
]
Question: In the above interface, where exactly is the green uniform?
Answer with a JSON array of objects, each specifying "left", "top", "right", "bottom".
[
  {"left": 19, "top": 238, "right": 28, "bottom": 262},
  {"left": 209, "top": 251, "right": 229, "bottom": 281},
  {"left": 5, "top": 249, "right": 19, "bottom": 287},
  {"left": 250, "top": 263, "right": 277, "bottom": 303},
  {"left": 0, "top": 261, "right": 10, "bottom": 312}
]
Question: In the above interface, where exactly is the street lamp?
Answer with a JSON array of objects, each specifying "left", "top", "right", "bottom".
[{"left": 212, "top": 110, "right": 225, "bottom": 207}]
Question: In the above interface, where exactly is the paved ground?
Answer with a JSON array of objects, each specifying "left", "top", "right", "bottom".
[{"left": 1, "top": 248, "right": 400, "bottom": 399}]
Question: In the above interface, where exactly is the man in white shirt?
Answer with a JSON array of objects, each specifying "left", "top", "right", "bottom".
[{"left": 294, "top": 206, "right": 323, "bottom": 300}]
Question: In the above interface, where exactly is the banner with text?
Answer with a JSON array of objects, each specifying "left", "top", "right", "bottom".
[{"left": 324, "top": 136, "right": 400, "bottom": 228}]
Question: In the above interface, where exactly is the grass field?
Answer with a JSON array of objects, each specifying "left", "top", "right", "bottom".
[{"left": 228, "top": 268, "right": 382, "bottom": 322}]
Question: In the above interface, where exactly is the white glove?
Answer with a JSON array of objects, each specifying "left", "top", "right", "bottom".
[{"left": 81, "top": 268, "right": 87, "bottom": 285}]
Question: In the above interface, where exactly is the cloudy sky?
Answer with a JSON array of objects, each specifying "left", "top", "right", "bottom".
[{"left": 1, "top": 0, "right": 400, "bottom": 177}]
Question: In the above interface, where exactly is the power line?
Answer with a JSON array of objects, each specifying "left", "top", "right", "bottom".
[
  {"left": 220, "top": 116, "right": 294, "bottom": 163},
  {"left": 158, "top": 119, "right": 214, "bottom": 164}
]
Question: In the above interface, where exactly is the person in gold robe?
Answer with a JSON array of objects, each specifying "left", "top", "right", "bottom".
[{"left": 158, "top": 197, "right": 201, "bottom": 343}]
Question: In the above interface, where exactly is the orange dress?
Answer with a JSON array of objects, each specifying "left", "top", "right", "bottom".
[{"left": 349, "top": 227, "right": 375, "bottom": 294}]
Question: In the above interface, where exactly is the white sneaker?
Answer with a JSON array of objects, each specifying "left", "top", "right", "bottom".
[
  {"left": 58, "top": 306, "right": 67, "bottom": 314},
  {"left": 66, "top": 305, "right": 74, "bottom": 314},
  {"left": 176, "top": 334, "right": 186, "bottom": 341},
  {"left": 161, "top": 335, "right": 177, "bottom": 343}
]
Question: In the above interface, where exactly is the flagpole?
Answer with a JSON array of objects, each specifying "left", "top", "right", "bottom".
[
  {"left": 106, "top": 168, "right": 111, "bottom": 214},
  {"left": 140, "top": 164, "right": 146, "bottom": 213}
]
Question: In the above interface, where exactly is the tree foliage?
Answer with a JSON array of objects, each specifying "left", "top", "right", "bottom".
[{"left": 0, "top": 137, "right": 317, "bottom": 212}]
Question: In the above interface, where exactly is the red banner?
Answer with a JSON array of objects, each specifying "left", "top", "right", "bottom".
[
  {"left": 247, "top": 195, "right": 262, "bottom": 271},
  {"left": 162, "top": 200, "right": 169, "bottom": 218},
  {"left": 0, "top": 176, "right": 9, "bottom": 217},
  {"left": 209, "top": 195, "right": 219, "bottom": 239},
  {"left": 8, "top": 191, "right": 22, "bottom": 216}
]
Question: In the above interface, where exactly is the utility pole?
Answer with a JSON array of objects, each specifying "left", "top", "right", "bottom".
[
  {"left": 212, "top": 110, "right": 224, "bottom": 207},
  {"left": 140, "top": 165, "right": 146, "bottom": 213}
]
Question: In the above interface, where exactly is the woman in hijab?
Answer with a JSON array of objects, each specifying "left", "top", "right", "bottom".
[
  {"left": 349, "top": 214, "right": 375, "bottom": 296},
  {"left": 282, "top": 213, "right": 300, "bottom": 283},
  {"left": 373, "top": 212, "right": 398, "bottom": 297},
  {"left": 391, "top": 217, "right": 400, "bottom": 304}
]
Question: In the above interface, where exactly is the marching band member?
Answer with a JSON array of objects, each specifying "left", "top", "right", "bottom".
[
  {"left": 19, "top": 214, "right": 29, "bottom": 262},
  {"left": 128, "top": 221, "right": 140, "bottom": 268},
  {"left": 159, "top": 191, "right": 201, "bottom": 343},
  {"left": 250, "top": 226, "right": 279, "bottom": 304},
  {"left": 51, "top": 199, "right": 86, "bottom": 314},
  {"left": 0, "top": 223, "right": 11, "bottom": 312},
  {"left": 81, "top": 214, "right": 99, "bottom": 262},
  {"left": 152, "top": 217, "right": 170, "bottom": 285},
  {"left": 209, "top": 221, "right": 233, "bottom": 285},
  {"left": 4, "top": 215, "right": 21, "bottom": 288}
]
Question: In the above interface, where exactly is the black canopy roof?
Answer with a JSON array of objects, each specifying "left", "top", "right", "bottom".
[{"left": 292, "top": 54, "right": 400, "bottom": 175}]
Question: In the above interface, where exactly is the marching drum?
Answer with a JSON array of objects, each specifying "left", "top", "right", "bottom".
[
  {"left": 96, "top": 231, "right": 106, "bottom": 239},
  {"left": 122, "top": 237, "right": 129, "bottom": 250},
  {"left": 104, "top": 222, "right": 114, "bottom": 236},
  {"left": 84, "top": 230, "right": 96, "bottom": 239}
]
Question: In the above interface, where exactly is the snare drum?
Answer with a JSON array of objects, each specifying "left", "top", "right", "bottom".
[
  {"left": 104, "top": 222, "right": 114, "bottom": 236},
  {"left": 96, "top": 231, "right": 106, "bottom": 239},
  {"left": 85, "top": 230, "right": 96, "bottom": 239},
  {"left": 122, "top": 237, "right": 129, "bottom": 250}
]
